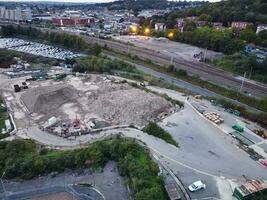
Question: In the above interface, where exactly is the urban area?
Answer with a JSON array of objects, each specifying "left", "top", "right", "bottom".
[{"left": 0, "top": 0, "right": 266, "bottom": 200}]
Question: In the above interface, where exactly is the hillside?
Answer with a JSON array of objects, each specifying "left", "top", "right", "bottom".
[{"left": 173, "top": 0, "right": 267, "bottom": 25}]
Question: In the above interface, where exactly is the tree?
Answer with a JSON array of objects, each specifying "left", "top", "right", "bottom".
[
  {"left": 91, "top": 43, "right": 102, "bottom": 56},
  {"left": 199, "top": 14, "right": 212, "bottom": 22},
  {"left": 240, "top": 29, "right": 257, "bottom": 43}
]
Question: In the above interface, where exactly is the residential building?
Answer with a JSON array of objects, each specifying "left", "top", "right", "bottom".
[
  {"left": 231, "top": 21, "right": 252, "bottom": 30},
  {"left": 212, "top": 22, "right": 223, "bottom": 29},
  {"left": 233, "top": 180, "right": 267, "bottom": 200},
  {"left": 155, "top": 23, "right": 165, "bottom": 31},
  {"left": 256, "top": 24, "right": 267, "bottom": 34}
]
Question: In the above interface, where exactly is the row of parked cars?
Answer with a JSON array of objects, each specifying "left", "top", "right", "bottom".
[{"left": 0, "top": 38, "right": 83, "bottom": 60}]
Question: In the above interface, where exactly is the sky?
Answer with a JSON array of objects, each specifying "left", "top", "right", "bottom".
[{"left": 0, "top": 0, "right": 221, "bottom": 2}]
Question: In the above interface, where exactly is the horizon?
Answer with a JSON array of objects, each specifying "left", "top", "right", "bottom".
[{"left": 0, "top": 0, "right": 221, "bottom": 3}]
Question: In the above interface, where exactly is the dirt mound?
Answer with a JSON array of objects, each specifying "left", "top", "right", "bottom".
[
  {"left": 86, "top": 88, "right": 172, "bottom": 126},
  {"left": 21, "top": 84, "right": 78, "bottom": 114}
]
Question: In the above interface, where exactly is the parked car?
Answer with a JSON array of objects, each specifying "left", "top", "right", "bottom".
[{"left": 188, "top": 180, "right": 206, "bottom": 192}]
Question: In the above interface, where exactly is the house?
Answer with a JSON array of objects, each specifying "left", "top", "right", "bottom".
[
  {"left": 155, "top": 23, "right": 165, "bottom": 31},
  {"left": 196, "top": 20, "right": 207, "bottom": 28},
  {"left": 177, "top": 18, "right": 185, "bottom": 32},
  {"left": 256, "top": 24, "right": 267, "bottom": 34},
  {"left": 231, "top": 22, "right": 252, "bottom": 30},
  {"left": 233, "top": 180, "right": 267, "bottom": 200},
  {"left": 212, "top": 22, "right": 224, "bottom": 29}
]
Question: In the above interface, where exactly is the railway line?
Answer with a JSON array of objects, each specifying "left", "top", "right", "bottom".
[
  {"left": 1, "top": 22, "right": 266, "bottom": 96},
  {"left": 81, "top": 36, "right": 267, "bottom": 97}
]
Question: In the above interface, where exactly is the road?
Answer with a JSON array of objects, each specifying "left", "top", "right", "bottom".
[{"left": 0, "top": 161, "right": 128, "bottom": 200}]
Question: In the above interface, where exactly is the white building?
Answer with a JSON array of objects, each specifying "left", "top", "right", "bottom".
[
  {"left": 0, "top": 7, "right": 32, "bottom": 22},
  {"left": 155, "top": 23, "right": 165, "bottom": 31},
  {"left": 256, "top": 24, "right": 267, "bottom": 34}
]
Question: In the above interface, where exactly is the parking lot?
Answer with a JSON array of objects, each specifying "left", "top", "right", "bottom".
[{"left": 0, "top": 38, "right": 84, "bottom": 60}]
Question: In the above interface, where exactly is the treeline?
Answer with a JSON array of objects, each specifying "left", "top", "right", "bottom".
[
  {"left": 1, "top": 25, "right": 89, "bottom": 51},
  {"left": 73, "top": 55, "right": 140, "bottom": 74},
  {"left": 213, "top": 53, "right": 267, "bottom": 83},
  {"left": 162, "top": 27, "right": 243, "bottom": 54},
  {"left": 0, "top": 139, "right": 167, "bottom": 200},
  {"left": 98, "top": 0, "right": 205, "bottom": 11}
]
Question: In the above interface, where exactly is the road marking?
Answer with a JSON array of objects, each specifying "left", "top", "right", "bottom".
[{"left": 150, "top": 147, "right": 218, "bottom": 178}]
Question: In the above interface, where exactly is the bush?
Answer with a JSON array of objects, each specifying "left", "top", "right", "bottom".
[
  {"left": 0, "top": 139, "right": 168, "bottom": 200},
  {"left": 142, "top": 122, "right": 178, "bottom": 147}
]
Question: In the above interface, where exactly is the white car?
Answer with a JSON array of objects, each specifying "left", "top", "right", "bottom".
[{"left": 188, "top": 180, "right": 206, "bottom": 192}]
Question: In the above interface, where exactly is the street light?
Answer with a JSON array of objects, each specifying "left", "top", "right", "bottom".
[
  {"left": 167, "top": 32, "right": 174, "bottom": 39},
  {"left": 130, "top": 25, "right": 138, "bottom": 34},
  {"left": 144, "top": 27, "right": 150, "bottom": 35}
]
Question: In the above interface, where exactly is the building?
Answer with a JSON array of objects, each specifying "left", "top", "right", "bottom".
[
  {"left": 0, "top": 7, "right": 32, "bottom": 22},
  {"left": 52, "top": 16, "right": 95, "bottom": 27},
  {"left": 155, "top": 23, "right": 165, "bottom": 31},
  {"left": 231, "top": 22, "right": 252, "bottom": 30},
  {"left": 176, "top": 18, "right": 185, "bottom": 32},
  {"left": 212, "top": 22, "right": 224, "bottom": 29},
  {"left": 256, "top": 24, "right": 267, "bottom": 34},
  {"left": 233, "top": 180, "right": 267, "bottom": 200}
]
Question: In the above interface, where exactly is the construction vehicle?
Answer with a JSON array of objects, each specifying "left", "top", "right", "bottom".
[
  {"left": 254, "top": 128, "right": 267, "bottom": 139},
  {"left": 54, "top": 74, "right": 67, "bottom": 81},
  {"left": 232, "top": 124, "right": 244, "bottom": 133},
  {"left": 14, "top": 84, "right": 21, "bottom": 92}
]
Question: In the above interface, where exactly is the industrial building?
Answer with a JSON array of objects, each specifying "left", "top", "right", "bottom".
[{"left": 0, "top": 7, "right": 32, "bottom": 23}]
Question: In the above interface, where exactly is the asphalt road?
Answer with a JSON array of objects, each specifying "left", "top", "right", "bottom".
[{"left": 0, "top": 162, "right": 128, "bottom": 200}]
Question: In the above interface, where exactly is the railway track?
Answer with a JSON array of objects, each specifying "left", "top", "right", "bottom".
[
  {"left": 1, "top": 22, "right": 266, "bottom": 96},
  {"left": 85, "top": 37, "right": 267, "bottom": 96}
]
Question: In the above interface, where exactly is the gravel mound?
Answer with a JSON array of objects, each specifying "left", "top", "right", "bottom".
[
  {"left": 86, "top": 88, "right": 172, "bottom": 126},
  {"left": 21, "top": 85, "right": 78, "bottom": 114}
]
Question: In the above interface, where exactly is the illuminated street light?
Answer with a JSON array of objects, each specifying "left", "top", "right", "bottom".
[
  {"left": 144, "top": 27, "right": 150, "bottom": 35},
  {"left": 130, "top": 25, "right": 138, "bottom": 34},
  {"left": 167, "top": 32, "right": 174, "bottom": 39}
]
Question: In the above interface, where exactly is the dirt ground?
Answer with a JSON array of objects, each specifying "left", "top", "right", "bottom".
[
  {"left": 28, "top": 192, "right": 78, "bottom": 200},
  {"left": 17, "top": 74, "right": 174, "bottom": 134}
]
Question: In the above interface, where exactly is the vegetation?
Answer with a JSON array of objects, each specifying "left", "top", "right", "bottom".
[
  {"left": 212, "top": 53, "right": 267, "bottom": 83},
  {"left": 0, "top": 98, "right": 7, "bottom": 131},
  {"left": 167, "top": 27, "right": 244, "bottom": 54},
  {"left": 98, "top": 0, "right": 204, "bottom": 11},
  {"left": 209, "top": 97, "right": 267, "bottom": 128},
  {"left": 142, "top": 122, "right": 178, "bottom": 147},
  {"left": 73, "top": 55, "right": 141, "bottom": 74},
  {"left": 164, "top": 0, "right": 267, "bottom": 26},
  {"left": 0, "top": 138, "right": 167, "bottom": 200}
]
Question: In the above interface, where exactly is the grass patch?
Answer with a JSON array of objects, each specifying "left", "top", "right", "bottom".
[
  {"left": 142, "top": 122, "right": 178, "bottom": 147},
  {"left": 0, "top": 138, "right": 168, "bottom": 200}
]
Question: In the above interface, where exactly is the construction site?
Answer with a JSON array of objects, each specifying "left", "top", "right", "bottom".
[{"left": 2, "top": 73, "right": 175, "bottom": 138}]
